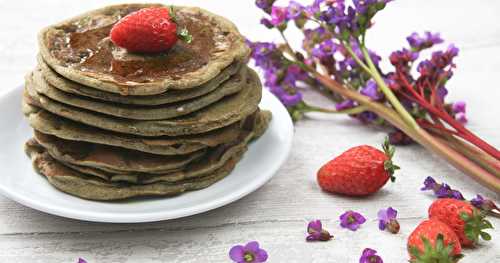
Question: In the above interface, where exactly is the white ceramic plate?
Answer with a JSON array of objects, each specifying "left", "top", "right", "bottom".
[{"left": 0, "top": 87, "right": 293, "bottom": 223}]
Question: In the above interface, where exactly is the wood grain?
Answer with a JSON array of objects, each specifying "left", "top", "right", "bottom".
[{"left": 0, "top": 0, "right": 499, "bottom": 262}]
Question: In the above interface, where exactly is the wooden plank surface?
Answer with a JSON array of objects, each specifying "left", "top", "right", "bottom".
[{"left": 0, "top": 0, "right": 498, "bottom": 262}]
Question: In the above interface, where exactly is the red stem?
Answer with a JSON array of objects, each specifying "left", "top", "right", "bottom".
[{"left": 397, "top": 72, "right": 500, "bottom": 160}]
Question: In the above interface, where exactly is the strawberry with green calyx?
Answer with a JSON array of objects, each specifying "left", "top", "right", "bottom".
[
  {"left": 317, "top": 137, "right": 399, "bottom": 196},
  {"left": 110, "top": 6, "right": 192, "bottom": 53},
  {"left": 408, "top": 219, "right": 463, "bottom": 263},
  {"left": 409, "top": 234, "right": 464, "bottom": 263},
  {"left": 428, "top": 198, "right": 494, "bottom": 247}
]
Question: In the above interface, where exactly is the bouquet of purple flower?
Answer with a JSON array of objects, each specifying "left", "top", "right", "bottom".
[{"left": 250, "top": 0, "right": 500, "bottom": 192}]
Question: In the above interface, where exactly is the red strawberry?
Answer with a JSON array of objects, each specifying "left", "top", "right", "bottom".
[
  {"left": 316, "top": 138, "right": 399, "bottom": 196},
  {"left": 110, "top": 7, "right": 191, "bottom": 53},
  {"left": 408, "top": 219, "right": 463, "bottom": 263},
  {"left": 428, "top": 198, "right": 493, "bottom": 247}
]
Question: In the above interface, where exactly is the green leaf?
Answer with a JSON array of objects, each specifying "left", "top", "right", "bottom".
[
  {"left": 480, "top": 231, "right": 491, "bottom": 241},
  {"left": 177, "top": 27, "right": 192, "bottom": 44}
]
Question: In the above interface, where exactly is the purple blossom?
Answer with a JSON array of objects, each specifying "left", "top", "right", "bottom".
[
  {"left": 406, "top": 32, "right": 443, "bottom": 51},
  {"left": 470, "top": 194, "right": 500, "bottom": 214},
  {"left": 360, "top": 79, "right": 383, "bottom": 100},
  {"left": 78, "top": 259, "right": 87, "bottom": 263},
  {"left": 306, "top": 0, "right": 324, "bottom": 17},
  {"left": 340, "top": 210, "right": 366, "bottom": 231},
  {"left": 358, "top": 111, "right": 378, "bottom": 123},
  {"left": 455, "top": 112, "right": 467, "bottom": 124},
  {"left": 389, "top": 48, "right": 418, "bottom": 67},
  {"left": 270, "top": 6, "right": 288, "bottom": 26},
  {"left": 306, "top": 219, "right": 333, "bottom": 241},
  {"left": 388, "top": 130, "right": 413, "bottom": 145},
  {"left": 377, "top": 207, "right": 400, "bottom": 234},
  {"left": 312, "top": 39, "right": 337, "bottom": 58},
  {"left": 421, "top": 176, "right": 465, "bottom": 200},
  {"left": 359, "top": 248, "right": 383, "bottom": 263},
  {"left": 287, "top": 1, "right": 305, "bottom": 19},
  {"left": 452, "top": 101, "right": 466, "bottom": 113},
  {"left": 229, "top": 241, "right": 268, "bottom": 263},
  {"left": 336, "top": 99, "right": 356, "bottom": 111},
  {"left": 255, "top": 0, "right": 275, "bottom": 13},
  {"left": 436, "top": 86, "right": 448, "bottom": 102}
]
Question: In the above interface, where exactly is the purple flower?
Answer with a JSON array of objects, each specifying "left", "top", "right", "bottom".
[
  {"left": 455, "top": 112, "right": 467, "bottom": 124},
  {"left": 377, "top": 207, "right": 400, "bottom": 234},
  {"left": 312, "top": 39, "right": 337, "bottom": 58},
  {"left": 287, "top": 1, "right": 305, "bottom": 19},
  {"left": 360, "top": 79, "right": 383, "bottom": 100},
  {"left": 255, "top": 0, "right": 275, "bottom": 13},
  {"left": 359, "top": 248, "right": 383, "bottom": 263},
  {"left": 78, "top": 259, "right": 87, "bottom": 263},
  {"left": 388, "top": 130, "right": 413, "bottom": 145},
  {"left": 389, "top": 48, "right": 418, "bottom": 67},
  {"left": 306, "top": 0, "right": 324, "bottom": 17},
  {"left": 421, "top": 176, "right": 438, "bottom": 191},
  {"left": 452, "top": 101, "right": 466, "bottom": 113},
  {"left": 306, "top": 219, "right": 333, "bottom": 241},
  {"left": 229, "top": 241, "right": 268, "bottom": 263},
  {"left": 421, "top": 176, "right": 465, "bottom": 200},
  {"left": 470, "top": 194, "right": 500, "bottom": 214},
  {"left": 336, "top": 99, "right": 356, "bottom": 111},
  {"left": 406, "top": 32, "right": 443, "bottom": 51},
  {"left": 340, "top": 210, "right": 366, "bottom": 231},
  {"left": 436, "top": 86, "right": 448, "bottom": 102},
  {"left": 270, "top": 6, "right": 288, "bottom": 26}
]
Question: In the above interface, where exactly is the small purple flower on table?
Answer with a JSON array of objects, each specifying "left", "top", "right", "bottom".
[
  {"left": 359, "top": 248, "right": 383, "bottom": 263},
  {"left": 229, "top": 241, "right": 268, "bottom": 263},
  {"left": 306, "top": 219, "right": 333, "bottom": 241},
  {"left": 420, "top": 176, "right": 465, "bottom": 200},
  {"left": 470, "top": 194, "right": 500, "bottom": 215},
  {"left": 78, "top": 259, "right": 87, "bottom": 263},
  {"left": 340, "top": 210, "right": 366, "bottom": 231},
  {"left": 377, "top": 207, "right": 400, "bottom": 234}
]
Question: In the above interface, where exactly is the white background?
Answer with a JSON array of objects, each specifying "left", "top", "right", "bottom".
[{"left": 0, "top": 0, "right": 499, "bottom": 262}]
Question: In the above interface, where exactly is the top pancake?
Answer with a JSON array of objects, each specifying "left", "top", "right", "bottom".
[{"left": 38, "top": 4, "right": 250, "bottom": 96}]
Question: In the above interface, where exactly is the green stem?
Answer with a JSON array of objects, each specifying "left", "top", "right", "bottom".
[
  {"left": 304, "top": 104, "right": 368, "bottom": 114},
  {"left": 344, "top": 43, "right": 372, "bottom": 74},
  {"left": 360, "top": 46, "right": 419, "bottom": 129}
]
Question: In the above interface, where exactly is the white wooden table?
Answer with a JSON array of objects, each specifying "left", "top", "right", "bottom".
[{"left": 0, "top": 0, "right": 498, "bottom": 262}]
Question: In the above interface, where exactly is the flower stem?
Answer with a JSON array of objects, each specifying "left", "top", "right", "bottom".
[
  {"left": 303, "top": 104, "right": 368, "bottom": 114},
  {"left": 360, "top": 46, "right": 419, "bottom": 130}
]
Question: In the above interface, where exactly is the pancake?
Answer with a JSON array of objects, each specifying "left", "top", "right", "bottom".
[
  {"left": 25, "top": 106, "right": 250, "bottom": 156},
  {"left": 60, "top": 110, "right": 271, "bottom": 184},
  {"left": 23, "top": 68, "right": 262, "bottom": 136},
  {"left": 37, "top": 56, "right": 243, "bottom": 106},
  {"left": 33, "top": 131, "right": 205, "bottom": 173},
  {"left": 25, "top": 142, "right": 243, "bottom": 200},
  {"left": 38, "top": 4, "right": 250, "bottom": 95},
  {"left": 29, "top": 67, "right": 246, "bottom": 120}
]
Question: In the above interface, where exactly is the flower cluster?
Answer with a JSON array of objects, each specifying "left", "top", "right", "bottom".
[
  {"left": 420, "top": 176, "right": 465, "bottom": 200},
  {"left": 420, "top": 177, "right": 500, "bottom": 216},
  {"left": 250, "top": 0, "right": 470, "bottom": 143}
]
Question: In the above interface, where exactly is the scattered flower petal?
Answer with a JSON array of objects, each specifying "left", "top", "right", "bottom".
[{"left": 359, "top": 248, "right": 383, "bottom": 263}]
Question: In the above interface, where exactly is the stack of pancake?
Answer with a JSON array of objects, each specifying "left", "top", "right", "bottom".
[{"left": 21, "top": 4, "right": 270, "bottom": 201}]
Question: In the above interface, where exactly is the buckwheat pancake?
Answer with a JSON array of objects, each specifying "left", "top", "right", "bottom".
[
  {"left": 33, "top": 131, "right": 205, "bottom": 173},
  {"left": 25, "top": 141, "right": 244, "bottom": 200},
  {"left": 28, "top": 66, "right": 246, "bottom": 120},
  {"left": 59, "top": 110, "right": 271, "bottom": 184},
  {"left": 38, "top": 4, "right": 250, "bottom": 95},
  {"left": 25, "top": 106, "right": 251, "bottom": 156},
  {"left": 37, "top": 57, "right": 243, "bottom": 106},
  {"left": 23, "top": 68, "right": 262, "bottom": 136}
]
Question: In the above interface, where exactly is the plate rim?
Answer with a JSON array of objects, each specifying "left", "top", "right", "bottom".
[{"left": 0, "top": 86, "right": 293, "bottom": 223}]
